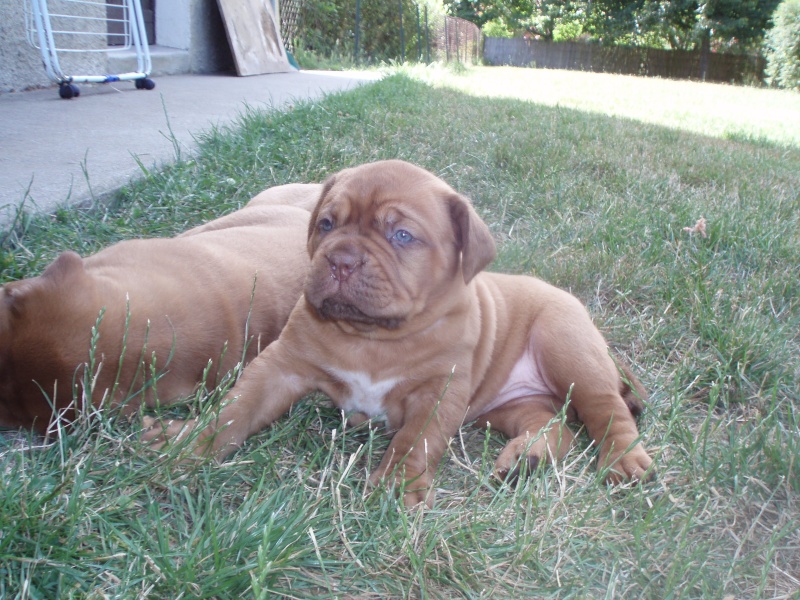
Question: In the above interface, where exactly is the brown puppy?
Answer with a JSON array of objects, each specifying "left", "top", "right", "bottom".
[
  {"left": 144, "top": 161, "right": 653, "bottom": 506},
  {"left": 0, "top": 184, "right": 320, "bottom": 432}
]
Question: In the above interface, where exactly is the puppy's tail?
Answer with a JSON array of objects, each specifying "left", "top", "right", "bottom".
[{"left": 617, "top": 360, "right": 648, "bottom": 419}]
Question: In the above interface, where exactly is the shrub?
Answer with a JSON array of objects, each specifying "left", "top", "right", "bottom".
[
  {"left": 764, "top": 0, "right": 800, "bottom": 90},
  {"left": 482, "top": 18, "right": 513, "bottom": 38},
  {"left": 294, "top": 0, "right": 446, "bottom": 64}
]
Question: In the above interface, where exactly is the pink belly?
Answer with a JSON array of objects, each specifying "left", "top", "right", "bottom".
[{"left": 477, "top": 342, "right": 554, "bottom": 417}]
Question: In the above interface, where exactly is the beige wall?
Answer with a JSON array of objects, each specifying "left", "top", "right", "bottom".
[{"left": 1, "top": 1, "right": 58, "bottom": 91}]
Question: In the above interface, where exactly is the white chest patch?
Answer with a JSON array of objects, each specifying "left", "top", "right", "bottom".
[{"left": 327, "top": 368, "right": 401, "bottom": 419}]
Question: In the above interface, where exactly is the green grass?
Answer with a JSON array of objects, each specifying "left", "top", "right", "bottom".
[
  {"left": 2, "top": 65, "right": 800, "bottom": 598},
  {"left": 411, "top": 65, "right": 800, "bottom": 148}
]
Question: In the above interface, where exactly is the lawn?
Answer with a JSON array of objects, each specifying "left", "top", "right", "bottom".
[{"left": 1, "top": 65, "right": 799, "bottom": 599}]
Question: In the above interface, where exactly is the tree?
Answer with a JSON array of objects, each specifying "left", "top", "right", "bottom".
[
  {"left": 692, "top": 0, "right": 779, "bottom": 78},
  {"left": 698, "top": 0, "right": 781, "bottom": 49},
  {"left": 443, "top": 0, "right": 506, "bottom": 27},
  {"left": 638, "top": 0, "right": 698, "bottom": 50},
  {"left": 456, "top": 0, "right": 780, "bottom": 57},
  {"left": 523, "top": 1, "right": 585, "bottom": 41},
  {"left": 449, "top": 0, "right": 584, "bottom": 40},
  {"left": 764, "top": 0, "right": 800, "bottom": 90}
]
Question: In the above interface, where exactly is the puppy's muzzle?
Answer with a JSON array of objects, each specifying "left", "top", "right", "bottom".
[{"left": 326, "top": 245, "right": 364, "bottom": 282}]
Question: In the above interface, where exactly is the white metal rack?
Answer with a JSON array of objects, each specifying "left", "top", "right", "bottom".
[{"left": 26, "top": 0, "right": 154, "bottom": 99}]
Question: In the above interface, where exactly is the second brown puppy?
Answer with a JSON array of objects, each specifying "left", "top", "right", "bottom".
[
  {"left": 0, "top": 184, "right": 318, "bottom": 431},
  {"left": 144, "top": 160, "right": 653, "bottom": 507}
]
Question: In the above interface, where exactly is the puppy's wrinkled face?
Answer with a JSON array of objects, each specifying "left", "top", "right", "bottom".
[{"left": 305, "top": 161, "right": 471, "bottom": 331}]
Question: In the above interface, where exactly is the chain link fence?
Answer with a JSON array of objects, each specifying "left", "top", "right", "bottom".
[
  {"left": 439, "top": 14, "right": 481, "bottom": 64},
  {"left": 280, "top": 0, "right": 302, "bottom": 53},
  {"left": 280, "top": 0, "right": 480, "bottom": 65}
]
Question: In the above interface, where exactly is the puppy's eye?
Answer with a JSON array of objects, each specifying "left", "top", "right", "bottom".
[
  {"left": 392, "top": 229, "right": 414, "bottom": 245},
  {"left": 318, "top": 218, "right": 334, "bottom": 233}
]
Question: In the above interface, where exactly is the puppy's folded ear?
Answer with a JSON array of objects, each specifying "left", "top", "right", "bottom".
[
  {"left": 42, "top": 251, "right": 85, "bottom": 281},
  {"left": 448, "top": 194, "right": 496, "bottom": 283},
  {"left": 3, "top": 251, "right": 86, "bottom": 318},
  {"left": 307, "top": 175, "right": 337, "bottom": 256}
]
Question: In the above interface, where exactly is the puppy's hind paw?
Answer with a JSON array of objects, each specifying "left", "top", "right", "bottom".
[
  {"left": 601, "top": 445, "right": 656, "bottom": 485},
  {"left": 493, "top": 432, "right": 553, "bottom": 483}
]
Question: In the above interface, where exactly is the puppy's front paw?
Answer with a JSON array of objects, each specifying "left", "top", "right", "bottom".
[
  {"left": 141, "top": 416, "right": 206, "bottom": 457},
  {"left": 368, "top": 468, "right": 434, "bottom": 509},
  {"left": 600, "top": 444, "right": 655, "bottom": 484}
]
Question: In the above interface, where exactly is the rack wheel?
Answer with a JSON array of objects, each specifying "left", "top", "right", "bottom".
[
  {"left": 135, "top": 78, "right": 155, "bottom": 90},
  {"left": 59, "top": 83, "right": 79, "bottom": 99}
]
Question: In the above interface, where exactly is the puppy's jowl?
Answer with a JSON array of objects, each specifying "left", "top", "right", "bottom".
[{"left": 145, "top": 160, "right": 654, "bottom": 507}]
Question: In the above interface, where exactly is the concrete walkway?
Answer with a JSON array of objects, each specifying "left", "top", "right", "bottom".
[{"left": 0, "top": 70, "right": 381, "bottom": 228}]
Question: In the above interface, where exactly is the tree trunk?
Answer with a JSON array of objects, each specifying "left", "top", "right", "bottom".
[{"left": 698, "top": 28, "right": 710, "bottom": 81}]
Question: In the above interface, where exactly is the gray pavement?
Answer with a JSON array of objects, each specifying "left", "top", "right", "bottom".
[{"left": 0, "top": 70, "right": 381, "bottom": 228}]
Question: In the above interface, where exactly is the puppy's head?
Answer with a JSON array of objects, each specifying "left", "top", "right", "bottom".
[
  {"left": 0, "top": 252, "right": 95, "bottom": 430},
  {"left": 305, "top": 160, "right": 496, "bottom": 332}
]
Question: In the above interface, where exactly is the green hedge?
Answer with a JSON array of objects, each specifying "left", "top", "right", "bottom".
[
  {"left": 765, "top": 0, "right": 800, "bottom": 90},
  {"left": 296, "top": 0, "right": 439, "bottom": 64}
]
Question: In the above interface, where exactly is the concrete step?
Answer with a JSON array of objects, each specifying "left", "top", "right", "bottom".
[{"left": 107, "top": 44, "right": 190, "bottom": 77}]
